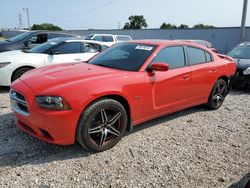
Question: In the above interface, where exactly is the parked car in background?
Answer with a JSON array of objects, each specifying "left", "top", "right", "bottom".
[
  {"left": 228, "top": 42, "right": 250, "bottom": 88},
  {"left": 0, "top": 38, "right": 108, "bottom": 86},
  {"left": 0, "top": 31, "right": 79, "bottom": 52},
  {"left": 85, "top": 34, "right": 132, "bottom": 46},
  {"left": 179, "top": 39, "right": 219, "bottom": 53},
  {"left": 10, "top": 40, "right": 235, "bottom": 152}
]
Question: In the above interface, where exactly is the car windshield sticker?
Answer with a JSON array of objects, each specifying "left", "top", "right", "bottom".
[{"left": 135, "top": 46, "right": 153, "bottom": 51}]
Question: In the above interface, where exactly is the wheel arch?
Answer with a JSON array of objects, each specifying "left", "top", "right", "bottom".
[{"left": 11, "top": 66, "right": 36, "bottom": 82}]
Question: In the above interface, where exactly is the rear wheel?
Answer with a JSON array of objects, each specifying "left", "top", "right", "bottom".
[
  {"left": 76, "top": 99, "right": 127, "bottom": 152},
  {"left": 12, "top": 67, "right": 33, "bottom": 82},
  {"left": 206, "top": 79, "right": 228, "bottom": 110}
]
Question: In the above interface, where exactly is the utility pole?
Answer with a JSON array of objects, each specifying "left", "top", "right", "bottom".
[
  {"left": 18, "top": 13, "right": 23, "bottom": 30},
  {"left": 240, "top": 0, "right": 248, "bottom": 42},
  {"left": 23, "top": 8, "right": 30, "bottom": 30}
]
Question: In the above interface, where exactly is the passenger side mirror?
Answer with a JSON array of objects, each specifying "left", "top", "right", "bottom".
[{"left": 148, "top": 62, "right": 169, "bottom": 72}]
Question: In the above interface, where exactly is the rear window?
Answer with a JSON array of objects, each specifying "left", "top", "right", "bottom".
[{"left": 186, "top": 46, "right": 207, "bottom": 65}]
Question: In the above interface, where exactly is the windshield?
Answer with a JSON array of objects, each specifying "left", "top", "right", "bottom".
[
  {"left": 85, "top": 35, "right": 94, "bottom": 40},
  {"left": 7, "top": 32, "right": 32, "bottom": 42},
  {"left": 26, "top": 40, "right": 60, "bottom": 53},
  {"left": 89, "top": 43, "right": 157, "bottom": 71},
  {"left": 228, "top": 46, "right": 250, "bottom": 59}
]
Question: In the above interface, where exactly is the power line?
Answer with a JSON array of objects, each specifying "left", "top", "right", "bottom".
[{"left": 33, "top": 0, "right": 119, "bottom": 19}]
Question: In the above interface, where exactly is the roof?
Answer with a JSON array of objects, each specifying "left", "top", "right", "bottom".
[{"left": 48, "top": 37, "right": 108, "bottom": 46}]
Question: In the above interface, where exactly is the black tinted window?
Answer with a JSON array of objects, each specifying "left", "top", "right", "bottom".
[
  {"left": 102, "top": 36, "right": 114, "bottom": 42},
  {"left": 205, "top": 52, "right": 212, "bottom": 62},
  {"left": 186, "top": 46, "right": 206, "bottom": 65},
  {"left": 54, "top": 42, "right": 81, "bottom": 54},
  {"left": 89, "top": 43, "right": 156, "bottom": 71},
  {"left": 152, "top": 46, "right": 185, "bottom": 69}
]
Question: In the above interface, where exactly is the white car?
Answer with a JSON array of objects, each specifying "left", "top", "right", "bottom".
[
  {"left": 85, "top": 34, "right": 132, "bottom": 46},
  {"left": 0, "top": 38, "right": 108, "bottom": 86}
]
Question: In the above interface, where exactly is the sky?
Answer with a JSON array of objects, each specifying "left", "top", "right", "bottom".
[{"left": 0, "top": 0, "right": 249, "bottom": 30}]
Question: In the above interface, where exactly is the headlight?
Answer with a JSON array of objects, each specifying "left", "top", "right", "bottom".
[
  {"left": 243, "top": 67, "right": 250, "bottom": 75},
  {"left": 0, "top": 62, "right": 11, "bottom": 68},
  {"left": 36, "top": 96, "right": 71, "bottom": 110}
]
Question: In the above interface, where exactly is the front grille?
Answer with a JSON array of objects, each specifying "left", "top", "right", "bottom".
[{"left": 10, "top": 89, "right": 29, "bottom": 116}]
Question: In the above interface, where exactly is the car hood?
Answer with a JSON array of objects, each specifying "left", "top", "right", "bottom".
[
  {"left": 0, "top": 50, "right": 45, "bottom": 62},
  {"left": 234, "top": 58, "right": 250, "bottom": 69},
  {"left": 19, "top": 62, "right": 122, "bottom": 92}
]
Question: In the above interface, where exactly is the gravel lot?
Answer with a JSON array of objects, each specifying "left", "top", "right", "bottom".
[{"left": 0, "top": 87, "right": 249, "bottom": 188}]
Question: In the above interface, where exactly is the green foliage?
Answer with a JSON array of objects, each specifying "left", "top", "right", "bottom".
[
  {"left": 193, "top": 23, "right": 215, "bottom": 28},
  {"left": 178, "top": 24, "right": 189, "bottom": 29},
  {"left": 160, "top": 22, "right": 177, "bottom": 29},
  {"left": 31, "top": 23, "right": 63, "bottom": 31},
  {"left": 123, "top": 15, "right": 148, "bottom": 29}
]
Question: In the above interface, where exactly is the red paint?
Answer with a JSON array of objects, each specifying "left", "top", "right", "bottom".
[{"left": 10, "top": 40, "right": 236, "bottom": 145}]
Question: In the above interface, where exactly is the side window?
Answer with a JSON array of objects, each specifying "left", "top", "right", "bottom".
[
  {"left": 205, "top": 52, "right": 212, "bottom": 62},
  {"left": 93, "top": 36, "right": 102, "bottom": 41},
  {"left": 102, "top": 36, "right": 114, "bottom": 42},
  {"left": 29, "top": 34, "right": 48, "bottom": 44},
  {"left": 186, "top": 46, "right": 207, "bottom": 65},
  {"left": 152, "top": 46, "right": 185, "bottom": 69},
  {"left": 53, "top": 42, "right": 81, "bottom": 54},
  {"left": 82, "top": 43, "right": 101, "bottom": 53}
]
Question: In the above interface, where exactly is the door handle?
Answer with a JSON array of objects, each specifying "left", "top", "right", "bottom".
[
  {"left": 209, "top": 68, "right": 217, "bottom": 73},
  {"left": 74, "top": 58, "right": 82, "bottom": 61},
  {"left": 183, "top": 75, "right": 190, "bottom": 80}
]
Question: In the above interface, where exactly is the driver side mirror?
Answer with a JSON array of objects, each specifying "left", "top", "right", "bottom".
[
  {"left": 24, "top": 40, "right": 31, "bottom": 47},
  {"left": 148, "top": 62, "right": 169, "bottom": 72},
  {"left": 49, "top": 50, "right": 60, "bottom": 55}
]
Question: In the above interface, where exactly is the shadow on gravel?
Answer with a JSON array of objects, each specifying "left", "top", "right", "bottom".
[
  {"left": 230, "top": 88, "right": 249, "bottom": 96},
  {"left": 0, "top": 86, "right": 10, "bottom": 94},
  {"left": 0, "top": 106, "right": 208, "bottom": 168},
  {"left": 229, "top": 173, "right": 250, "bottom": 188}
]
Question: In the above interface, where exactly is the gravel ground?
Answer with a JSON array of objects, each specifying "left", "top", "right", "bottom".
[{"left": 0, "top": 87, "right": 249, "bottom": 188}]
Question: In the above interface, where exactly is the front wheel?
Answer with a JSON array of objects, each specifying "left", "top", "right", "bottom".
[
  {"left": 12, "top": 67, "right": 33, "bottom": 82},
  {"left": 76, "top": 99, "right": 127, "bottom": 152},
  {"left": 206, "top": 79, "right": 228, "bottom": 110}
]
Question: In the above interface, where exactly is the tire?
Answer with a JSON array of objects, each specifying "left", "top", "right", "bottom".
[
  {"left": 76, "top": 99, "right": 127, "bottom": 152},
  {"left": 12, "top": 67, "right": 33, "bottom": 82},
  {"left": 206, "top": 79, "right": 228, "bottom": 110}
]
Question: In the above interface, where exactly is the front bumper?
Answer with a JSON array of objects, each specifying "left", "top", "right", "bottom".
[
  {"left": 0, "top": 66, "right": 12, "bottom": 86},
  {"left": 231, "top": 69, "right": 250, "bottom": 88},
  {"left": 10, "top": 80, "right": 81, "bottom": 145}
]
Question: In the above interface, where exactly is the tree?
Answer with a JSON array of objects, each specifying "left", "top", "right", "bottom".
[
  {"left": 160, "top": 22, "right": 177, "bottom": 29},
  {"left": 178, "top": 24, "right": 189, "bottom": 29},
  {"left": 123, "top": 15, "right": 148, "bottom": 29},
  {"left": 31, "top": 23, "right": 63, "bottom": 31},
  {"left": 193, "top": 23, "right": 215, "bottom": 29}
]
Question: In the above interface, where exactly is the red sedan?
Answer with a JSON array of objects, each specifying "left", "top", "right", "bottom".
[{"left": 10, "top": 40, "right": 236, "bottom": 152}]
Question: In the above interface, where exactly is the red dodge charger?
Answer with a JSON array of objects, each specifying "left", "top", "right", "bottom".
[{"left": 10, "top": 40, "right": 236, "bottom": 152}]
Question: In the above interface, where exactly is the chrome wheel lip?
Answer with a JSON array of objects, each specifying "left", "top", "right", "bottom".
[{"left": 88, "top": 108, "right": 122, "bottom": 147}]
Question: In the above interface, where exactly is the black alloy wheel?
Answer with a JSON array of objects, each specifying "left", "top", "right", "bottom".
[
  {"left": 76, "top": 99, "right": 127, "bottom": 152},
  {"left": 207, "top": 79, "right": 228, "bottom": 110}
]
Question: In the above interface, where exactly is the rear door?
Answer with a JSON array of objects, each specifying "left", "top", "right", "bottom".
[
  {"left": 144, "top": 46, "right": 191, "bottom": 117},
  {"left": 185, "top": 46, "right": 218, "bottom": 101}
]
